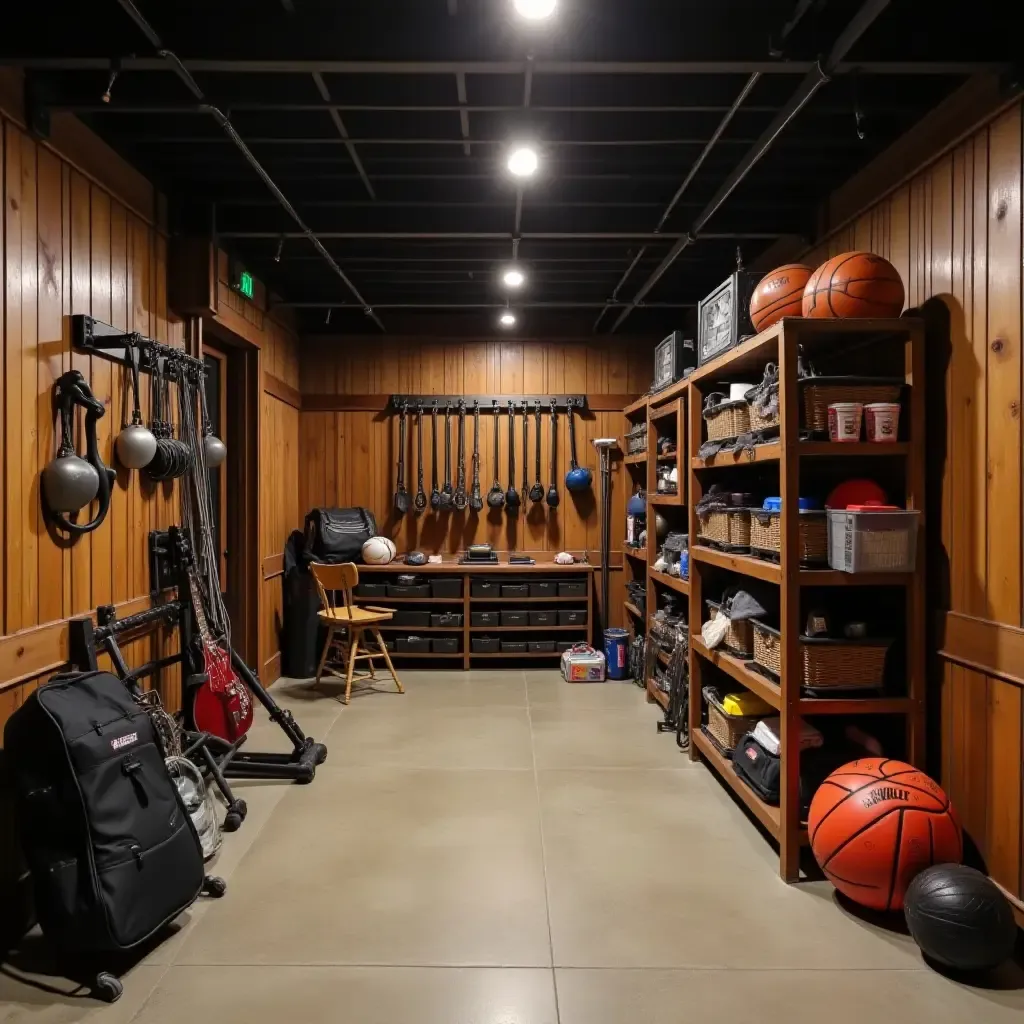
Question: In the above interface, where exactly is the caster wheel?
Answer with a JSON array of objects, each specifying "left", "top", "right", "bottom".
[
  {"left": 224, "top": 811, "right": 242, "bottom": 832},
  {"left": 203, "top": 875, "right": 228, "bottom": 898},
  {"left": 95, "top": 972, "right": 123, "bottom": 1003},
  {"left": 312, "top": 742, "right": 328, "bottom": 765}
]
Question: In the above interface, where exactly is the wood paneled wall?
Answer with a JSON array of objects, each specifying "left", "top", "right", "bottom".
[
  {"left": 298, "top": 338, "right": 654, "bottom": 629},
  {"left": 804, "top": 99, "right": 1024, "bottom": 903},
  {"left": 0, "top": 114, "right": 183, "bottom": 734}
]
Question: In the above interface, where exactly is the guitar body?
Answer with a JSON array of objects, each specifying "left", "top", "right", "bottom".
[{"left": 191, "top": 638, "right": 254, "bottom": 742}]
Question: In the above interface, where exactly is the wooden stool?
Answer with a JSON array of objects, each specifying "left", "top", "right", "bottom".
[{"left": 309, "top": 563, "right": 405, "bottom": 705}]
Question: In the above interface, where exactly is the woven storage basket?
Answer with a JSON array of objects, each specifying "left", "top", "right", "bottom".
[
  {"left": 698, "top": 509, "right": 751, "bottom": 548},
  {"left": 801, "top": 380, "right": 902, "bottom": 434},
  {"left": 752, "top": 621, "right": 890, "bottom": 690},
  {"left": 704, "top": 398, "right": 751, "bottom": 442},
  {"left": 703, "top": 687, "right": 762, "bottom": 751},
  {"left": 705, "top": 599, "right": 754, "bottom": 657},
  {"left": 748, "top": 399, "right": 780, "bottom": 432},
  {"left": 749, "top": 510, "right": 828, "bottom": 564}
]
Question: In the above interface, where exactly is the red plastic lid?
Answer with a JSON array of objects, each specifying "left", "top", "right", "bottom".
[
  {"left": 846, "top": 504, "right": 901, "bottom": 512},
  {"left": 825, "top": 478, "right": 887, "bottom": 510}
]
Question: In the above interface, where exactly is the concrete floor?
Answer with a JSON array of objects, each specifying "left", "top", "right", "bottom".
[{"left": 3, "top": 669, "right": 1022, "bottom": 1022}]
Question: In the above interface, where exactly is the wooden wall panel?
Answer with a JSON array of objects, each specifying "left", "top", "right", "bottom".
[
  {"left": 1, "top": 114, "right": 182, "bottom": 733},
  {"left": 297, "top": 338, "right": 654, "bottom": 631},
  {"left": 809, "top": 99, "right": 1024, "bottom": 898}
]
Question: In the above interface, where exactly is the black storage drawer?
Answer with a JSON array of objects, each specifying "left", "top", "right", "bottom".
[
  {"left": 529, "top": 641, "right": 556, "bottom": 653},
  {"left": 471, "top": 581, "right": 501, "bottom": 598},
  {"left": 529, "top": 610, "right": 557, "bottom": 626},
  {"left": 471, "top": 637, "right": 500, "bottom": 653},
  {"left": 354, "top": 583, "right": 387, "bottom": 598},
  {"left": 529, "top": 581, "right": 558, "bottom": 598},
  {"left": 395, "top": 636, "right": 430, "bottom": 653},
  {"left": 501, "top": 641, "right": 528, "bottom": 654},
  {"left": 387, "top": 584, "right": 431, "bottom": 598},
  {"left": 501, "top": 583, "right": 529, "bottom": 598},
  {"left": 471, "top": 611, "right": 500, "bottom": 627},
  {"left": 556, "top": 641, "right": 574, "bottom": 653},
  {"left": 558, "top": 609, "right": 588, "bottom": 626},
  {"left": 382, "top": 638, "right": 395, "bottom": 652},
  {"left": 393, "top": 610, "right": 431, "bottom": 627},
  {"left": 558, "top": 580, "right": 588, "bottom": 598},
  {"left": 432, "top": 637, "right": 460, "bottom": 654},
  {"left": 431, "top": 579, "right": 463, "bottom": 598},
  {"left": 500, "top": 611, "right": 530, "bottom": 627},
  {"left": 430, "top": 612, "right": 464, "bottom": 627}
]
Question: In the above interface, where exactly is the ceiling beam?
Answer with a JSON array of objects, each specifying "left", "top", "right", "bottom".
[
  {"left": 219, "top": 231, "right": 781, "bottom": 240},
  {"left": 455, "top": 72, "right": 470, "bottom": 155},
  {"left": 275, "top": 301, "right": 696, "bottom": 309},
  {"left": 5, "top": 58, "right": 1002, "bottom": 75},
  {"left": 120, "top": 136, "right": 804, "bottom": 147},
  {"left": 55, "top": 103, "right": 883, "bottom": 114},
  {"left": 311, "top": 71, "right": 375, "bottom": 198}
]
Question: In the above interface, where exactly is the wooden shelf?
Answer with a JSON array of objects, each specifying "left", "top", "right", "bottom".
[
  {"left": 693, "top": 444, "right": 780, "bottom": 469},
  {"left": 692, "top": 729, "right": 780, "bottom": 838},
  {"left": 647, "top": 676, "right": 670, "bottom": 710},
  {"left": 358, "top": 562, "right": 593, "bottom": 574},
  {"left": 354, "top": 596, "right": 463, "bottom": 605},
  {"left": 798, "top": 569, "right": 911, "bottom": 587},
  {"left": 650, "top": 398, "right": 682, "bottom": 422},
  {"left": 649, "top": 570, "right": 689, "bottom": 597},
  {"left": 624, "top": 452, "right": 648, "bottom": 465},
  {"left": 798, "top": 696, "right": 917, "bottom": 715},
  {"left": 624, "top": 547, "right": 647, "bottom": 564},
  {"left": 691, "top": 545, "right": 782, "bottom": 583},
  {"left": 623, "top": 395, "right": 650, "bottom": 417},
  {"left": 690, "top": 636, "right": 781, "bottom": 710},
  {"left": 470, "top": 651, "right": 563, "bottom": 659},
  {"left": 377, "top": 624, "right": 463, "bottom": 632},
  {"left": 471, "top": 595, "right": 588, "bottom": 604},
  {"left": 656, "top": 452, "right": 679, "bottom": 462},
  {"left": 624, "top": 601, "right": 645, "bottom": 620},
  {"left": 386, "top": 651, "right": 464, "bottom": 659},
  {"left": 692, "top": 441, "right": 910, "bottom": 469},
  {"left": 649, "top": 493, "right": 684, "bottom": 506},
  {"left": 469, "top": 625, "right": 587, "bottom": 633}
]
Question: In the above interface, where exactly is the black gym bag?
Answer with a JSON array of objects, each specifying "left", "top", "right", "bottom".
[
  {"left": 4, "top": 671, "right": 213, "bottom": 998},
  {"left": 304, "top": 506, "right": 377, "bottom": 563}
]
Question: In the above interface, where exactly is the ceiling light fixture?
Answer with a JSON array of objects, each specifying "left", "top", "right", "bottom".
[
  {"left": 513, "top": 0, "right": 557, "bottom": 20},
  {"left": 507, "top": 146, "right": 539, "bottom": 179},
  {"left": 499, "top": 312, "right": 517, "bottom": 328},
  {"left": 503, "top": 268, "right": 526, "bottom": 288}
]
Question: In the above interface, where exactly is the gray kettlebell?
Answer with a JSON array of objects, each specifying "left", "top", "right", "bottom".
[
  {"left": 115, "top": 346, "right": 157, "bottom": 469},
  {"left": 43, "top": 454, "right": 100, "bottom": 513},
  {"left": 204, "top": 433, "right": 227, "bottom": 468}
]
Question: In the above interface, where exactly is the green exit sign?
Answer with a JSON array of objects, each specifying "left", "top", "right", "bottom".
[{"left": 237, "top": 270, "right": 254, "bottom": 300}]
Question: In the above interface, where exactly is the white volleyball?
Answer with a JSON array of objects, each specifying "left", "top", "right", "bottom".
[{"left": 361, "top": 536, "right": 397, "bottom": 565}]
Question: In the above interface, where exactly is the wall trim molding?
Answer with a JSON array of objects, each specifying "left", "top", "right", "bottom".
[
  {"left": 264, "top": 373, "right": 302, "bottom": 410},
  {"left": 937, "top": 611, "right": 1024, "bottom": 689}
]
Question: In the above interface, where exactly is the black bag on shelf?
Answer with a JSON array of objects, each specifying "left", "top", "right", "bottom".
[
  {"left": 304, "top": 506, "right": 377, "bottom": 563},
  {"left": 3, "top": 671, "right": 206, "bottom": 956},
  {"left": 732, "top": 732, "right": 781, "bottom": 805}
]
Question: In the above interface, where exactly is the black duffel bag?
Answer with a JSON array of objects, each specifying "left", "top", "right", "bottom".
[{"left": 304, "top": 506, "right": 377, "bottom": 563}]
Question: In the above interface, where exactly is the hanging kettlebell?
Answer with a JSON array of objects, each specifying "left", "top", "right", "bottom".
[
  {"left": 41, "top": 370, "right": 116, "bottom": 534},
  {"left": 565, "top": 399, "right": 593, "bottom": 492},
  {"left": 199, "top": 369, "right": 227, "bottom": 468},
  {"left": 115, "top": 345, "right": 157, "bottom": 470}
]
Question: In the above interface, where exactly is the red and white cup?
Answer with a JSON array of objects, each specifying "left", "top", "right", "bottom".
[
  {"left": 864, "top": 402, "right": 901, "bottom": 443},
  {"left": 827, "top": 402, "right": 864, "bottom": 443}
]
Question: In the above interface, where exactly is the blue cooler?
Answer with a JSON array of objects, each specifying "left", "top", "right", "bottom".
[{"left": 603, "top": 628, "right": 629, "bottom": 680}]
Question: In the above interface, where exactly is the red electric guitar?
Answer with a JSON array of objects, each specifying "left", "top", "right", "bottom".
[{"left": 187, "top": 565, "right": 253, "bottom": 742}]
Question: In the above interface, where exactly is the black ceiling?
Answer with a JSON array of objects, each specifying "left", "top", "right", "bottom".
[{"left": 6, "top": 0, "right": 1013, "bottom": 336}]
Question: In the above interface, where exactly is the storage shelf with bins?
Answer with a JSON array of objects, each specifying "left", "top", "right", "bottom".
[
  {"left": 686, "top": 316, "right": 926, "bottom": 882},
  {"left": 622, "top": 395, "right": 650, "bottom": 660},
  {"left": 353, "top": 563, "right": 594, "bottom": 670}
]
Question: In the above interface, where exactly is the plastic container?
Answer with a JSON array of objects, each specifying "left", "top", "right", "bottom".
[
  {"left": 431, "top": 578, "right": 463, "bottom": 598},
  {"left": 471, "top": 611, "right": 500, "bottom": 627},
  {"left": 529, "top": 610, "right": 558, "bottom": 626},
  {"left": 529, "top": 581, "right": 558, "bottom": 598},
  {"left": 558, "top": 580, "right": 589, "bottom": 598},
  {"left": 559, "top": 609, "right": 588, "bottom": 626},
  {"left": 827, "top": 507, "right": 920, "bottom": 573},
  {"left": 528, "top": 640, "right": 556, "bottom": 653},
  {"left": 393, "top": 610, "right": 431, "bottom": 627},
  {"left": 395, "top": 636, "right": 430, "bottom": 653},
  {"left": 471, "top": 637, "right": 500, "bottom": 653},
  {"left": 387, "top": 584, "right": 431, "bottom": 598},
  {"left": 501, "top": 584, "right": 529, "bottom": 598},
  {"left": 500, "top": 610, "right": 530, "bottom": 627},
  {"left": 501, "top": 641, "right": 528, "bottom": 654},
  {"left": 864, "top": 402, "right": 901, "bottom": 443},
  {"left": 827, "top": 402, "right": 864, "bottom": 443},
  {"left": 430, "top": 612, "right": 463, "bottom": 627},
  {"left": 354, "top": 583, "right": 387, "bottom": 598},
  {"left": 603, "top": 628, "right": 629, "bottom": 680},
  {"left": 470, "top": 581, "right": 501, "bottom": 598},
  {"left": 431, "top": 637, "right": 460, "bottom": 654},
  {"left": 561, "top": 644, "right": 606, "bottom": 682}
]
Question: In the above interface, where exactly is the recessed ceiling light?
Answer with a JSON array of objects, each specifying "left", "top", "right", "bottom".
[
  {"left": 503, "top": 268, "right": 526, "bottom": 288},
  {"left": 507, "top": 146, "right": 539, "bottom": 178},
  {"left": 499, "top": 312, "right": 517, "bottom": 328},
  {"left": 514, "top": 0, "right": 557, "bottom": 19}
]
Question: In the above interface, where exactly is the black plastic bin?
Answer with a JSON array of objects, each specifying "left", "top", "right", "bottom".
[
  {"left": 501, "top": 583, "right": 529, "bottom": 598},
  {"left": 558, "top": 580, "right": 588, "bottom": 598},
  {"left": 559, "top": 609, "right": 588, "bottom": 626},
  {"left": 393, "top": 610, "right": 431, "bottom": 627},
  {"left": 432, "top": 637, "right": 460, "bottom": 654},
  {"left": 472, "top": 637, "right": 500, "bottom": 653},
  {"left": 529, "top": 610, "right": 557, "bottom": 626},
  {"left": 395, "top": 636, "right": 431, "bottom": 653},
  {"left": 501, "top": 611, "right": 530, "bottom": 627},
  {"left": 471, "top": 581, "right": 501, "bottom": 598},
  {"left": 528, "top": 641, "right": 556, "bottom": 653},
  {"left": 529, "top": 581, "right": 558, "bottom": 598},
  {"left": 387, "top": 584, "right": 431, "bottom": 598},
  {"left": 354, "top": 583, "right": 387, "bottom": 598},
  {"left": 471, "top": 611, "right": 500, "bottom": 627},
  {"left": 281, "top": 531, "right": 322, "bottom": 678},
  {"left": 431, "top": 579, "right": 463, "bottom": 598},
  {"left": 501, "top": 641, "right": 528, "bottom": 654},
  {"left": 556, "top": 641, "right": 575, "bottom": 653},
  {"left": 430, "top": 612, "right": 463, "bottom": 627}
]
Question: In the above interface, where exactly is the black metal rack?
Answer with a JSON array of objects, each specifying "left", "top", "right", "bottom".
[
  {"left": 72, "top": 314, "right": 205, "bottom": 375},
  {"left": 389, "top": 394, "right": 587, "bottom": 413}
]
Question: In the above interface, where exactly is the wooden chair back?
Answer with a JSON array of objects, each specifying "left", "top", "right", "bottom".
[{"left": 310, "top": 562, "right": 359, "bottom": 618}]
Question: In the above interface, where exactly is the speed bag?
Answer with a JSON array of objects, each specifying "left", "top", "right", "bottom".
[{"left": 304, "top": 507, "right": 377, "bottom": 563}]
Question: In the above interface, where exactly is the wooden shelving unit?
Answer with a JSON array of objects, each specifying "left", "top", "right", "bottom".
[
  {"left": 622, "top": 394, "right": 651, "bottom": 668},
  {"left": 686, "top": 316, "right": 927, "bottom": 882}
]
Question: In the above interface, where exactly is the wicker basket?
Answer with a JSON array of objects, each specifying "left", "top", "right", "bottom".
[
  {"left": 698, "top": 509, "right": 751, "bottom": 549},
  {"left": 747, "top": 366, "right": 781, "bottom": 432},
  {"left": 749, "top": 510, "right": 828, "bottom": 564},
  {"left": 748, "top": 398, "right": 780, "bottom": 432},
  {"left": 801, "top": 380, "right": 903, "bottom": 434},
  {"left": 705, "top": 599, "right": 754, "bottom": 657},
  {"left": 703, "top": 686, "right": 762, "bottom": 751},
  {"left": 704, "top": 397, "right": 751, "bottom": 441},
  {"left": 751, "top": 621, "right": 891, "bottom": 689}
]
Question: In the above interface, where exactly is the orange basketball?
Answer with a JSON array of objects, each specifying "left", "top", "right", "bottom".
[
  {"left": 802, "top": 251, "right": 905, "bottom": 319},
  {"left": 749, "top": 264, "right": 813, "bottom": 331},
  {"left": 808, "top": 758, "right": 962, "bottom": 912}
]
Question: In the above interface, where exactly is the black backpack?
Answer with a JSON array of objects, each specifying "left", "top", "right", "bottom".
[
  {"left": 304, "top": 506, "right": 377, "bottom": 563},
  {"left": 3, "top": 672, "right": 207, "bottom": 958}
]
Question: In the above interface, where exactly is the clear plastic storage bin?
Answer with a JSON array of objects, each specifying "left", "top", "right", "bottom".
[{"left": 827, "top": 508, "right": 920, "bottom": 573}]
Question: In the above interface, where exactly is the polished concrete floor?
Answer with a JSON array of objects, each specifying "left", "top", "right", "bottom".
[{"left": 3, "top": 669, "right": 1022, "bottom": 1022}]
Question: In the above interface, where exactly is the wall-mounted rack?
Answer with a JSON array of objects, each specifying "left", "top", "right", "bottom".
[
  {"left": 72, "top": 315, "right": 205, "bottom": 375},
  {"left": 388, "top": 395, "right": 587, "bottom": 413}
]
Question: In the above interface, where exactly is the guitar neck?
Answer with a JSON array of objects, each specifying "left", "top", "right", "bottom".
[{"left": 187, "top": 567, "right": 215, "bottom": 645}]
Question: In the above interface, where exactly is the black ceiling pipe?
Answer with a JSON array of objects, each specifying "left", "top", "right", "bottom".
[
  {"left": 113, "top": 0, "right": 385, "bottom": 332},
  {"left": 609, "top": 0, "right": 892, "bottom": 333}
]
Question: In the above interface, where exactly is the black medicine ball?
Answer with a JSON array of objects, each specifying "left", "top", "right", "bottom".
[
  {"left": 405, "top": 551, "right": 427, "bottom": 566},
  {"left": 904, "top": 864, "right": 1017, "bottom": 972}
]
